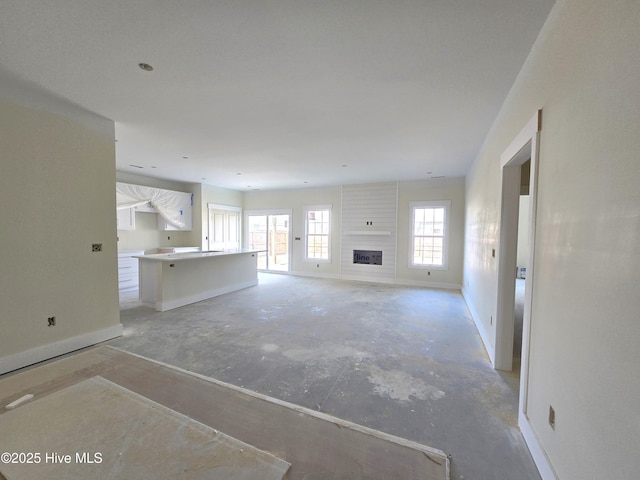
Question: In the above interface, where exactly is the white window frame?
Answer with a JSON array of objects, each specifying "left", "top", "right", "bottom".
[
  {"left": 304, "top": 205, "right": 332, "bottom": 263},
  {"left": 409, "top": 200, "right": 451, "bottom": 270}
]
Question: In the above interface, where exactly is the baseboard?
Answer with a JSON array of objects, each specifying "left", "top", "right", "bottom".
[
  {"left": 461, "top": 288, "right": 495, "bottom": 366},
  {"left": 0, "top": 324, "right": 123, "bottom": 375},
  {"left": 519, "top": 413, "right": 558, "bottom": 480},
  {"left": 157, "top": 279, "right": 258, "bottom": 311}
]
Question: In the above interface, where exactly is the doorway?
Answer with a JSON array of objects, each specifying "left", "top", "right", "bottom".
[
  {"left": 495, "top": 110, "right": 541, "bottom": 419},
  {"left": 245, "top": 211, "right": 291, "bottom": 272}
]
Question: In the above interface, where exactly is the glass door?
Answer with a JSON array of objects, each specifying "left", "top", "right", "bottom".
[{"left": 246, "top": 211, "right": 291, "bottom": 272}]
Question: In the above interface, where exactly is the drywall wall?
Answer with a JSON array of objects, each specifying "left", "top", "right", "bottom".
[
  {"left": 516, "top": 195, "right": 530, "bottom": 269},
  {"left": 199, "top": 183, "right": 244, "bottom": 250},
  {"left": 463, "top": 1, "right": 640, "bottom": 478},
  {"left": 242, "top": 179, "right": 465, "bottom": 288},
  {"left": 0, "top": 93, "right": 121, "bottom": 371},
  {"left": 397, "top": 178, "right": 464, "bottom": 288},
  {"left": 243, "top": 186, "right": 343, "bottom": 277},
  {"left": 115, "top": 172, "right": 199, "bottom": 251}
]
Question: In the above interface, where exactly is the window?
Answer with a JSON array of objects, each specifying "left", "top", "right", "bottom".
[
  {"left": 305, "top": 206, "right": 331, "bottom": 262},
  {"left": 410, "top": 201, "right": 450, "bottom": 269}
]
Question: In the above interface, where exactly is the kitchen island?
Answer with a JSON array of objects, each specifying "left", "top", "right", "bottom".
[{"left": 135, "top": 249, "right": 261, "bottom": 311}]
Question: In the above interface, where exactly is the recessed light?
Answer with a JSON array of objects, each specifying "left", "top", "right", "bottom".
[
  {"left": 129, "top": 164, "right": 144, "bottom": 169},
  {"left": 303, "top": 181, "right": 309, "bottom": 184},
  {"left": 201, "top": 177, "right": 206, "bottom": 180},
  {"left": 182, "top": 156, "right": 188, "bottom": 159},
  {"left": 236, "top": 173, "right": 242, "bottom": 175},
  {"left": 150, "top": 166, "right": 157, "bottom": 169},
  {"left": 138, "top": 62, "right": 154, "bottom": 72},
  {"left": 426, "top": 171, "right": 432, "bottom": 174},
  {"left": 341, "top": 164, "right": 348, "bottom": 167},
  {"left": 430, "top": 175, "right": 445, "bottom": 179}
]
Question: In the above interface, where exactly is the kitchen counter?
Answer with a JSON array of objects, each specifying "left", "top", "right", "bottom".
[
  {"left": 135, "top": 248, "right": 259, "bottom": 262},
  {"left": 135, "top": 249, "right": 262, "bottom": 311}
]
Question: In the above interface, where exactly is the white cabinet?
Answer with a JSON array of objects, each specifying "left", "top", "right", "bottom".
[
  {"left": 158, "top": 192, "right": 193, "bottom": 231},
  {"left": 116, "top": 208, "right": 135, "bottom": 230},
  {"left": 117, "top": 249, "right": 144, "bottom": 293}
]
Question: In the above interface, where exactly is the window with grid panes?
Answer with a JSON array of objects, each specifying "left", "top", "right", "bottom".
[
  {"left": 305, "top": 206, "right": 331, "bottom": 261},
  {"left": 410, "top": 201, "right": 450, "bottom": 268}
]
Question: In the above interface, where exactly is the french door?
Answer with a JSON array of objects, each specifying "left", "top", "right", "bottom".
[{"left": 245, "top": 210, "right": 291, "bottom": 272}]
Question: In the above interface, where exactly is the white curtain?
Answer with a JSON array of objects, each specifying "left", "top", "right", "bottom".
[{"left": 116, "top": 182, "right": 186, "bottom": 229}]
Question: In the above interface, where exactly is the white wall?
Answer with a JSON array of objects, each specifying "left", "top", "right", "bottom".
[
  {"left": 516, "top": 195, "right": 530, "bottom": 268},
  {"left": 397, "top": 178, "right": 465, "bottom": 288},
  {"left": 0, "top": 93, "right": 121, "bottom": 372},
  {"left": 242, "top": 179, "right": 464, "bottom": 287},
  {"left": 198, "top": 183, "right": 244, "bottom": 250},
  {"left": 463, "top": 1, "right": 640, "bottom": 478},
  {"left": 243, "top": 186, "right": 343, "bottom": 278}
]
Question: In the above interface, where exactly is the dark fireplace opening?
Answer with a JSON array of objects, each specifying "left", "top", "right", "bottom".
[{"left": 353, "top": 250, "right": 382, "bottom": 265}]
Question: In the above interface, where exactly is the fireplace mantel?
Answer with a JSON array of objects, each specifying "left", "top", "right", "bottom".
[{"left": 345, "top": 230, "right": 391, "bottom": 236}]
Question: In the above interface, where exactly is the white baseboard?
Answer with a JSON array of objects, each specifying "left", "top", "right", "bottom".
[
  {"left": 519, "top": 413, "right": 558, "bottom": 479},
  {"left": 157, "top": 279, "right": 258, "bottom": 311},
  {"left": 461, "top": 287, "right": 495, "bottom": 366},
  {"left": 0, "top": 324, "right": 123, "bottom": 375}
]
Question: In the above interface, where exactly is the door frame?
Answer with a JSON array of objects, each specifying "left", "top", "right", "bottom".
[
  {"left": 244, "top": 209, "right": 292, "bottom": 272},
  {"left": 495, "top": 110, "right": 541, "bottom": 419}
]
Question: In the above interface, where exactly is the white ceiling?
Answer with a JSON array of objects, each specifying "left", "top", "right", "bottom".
[{"left": 0, "top": 0, "right": 554, "bottom": 191}]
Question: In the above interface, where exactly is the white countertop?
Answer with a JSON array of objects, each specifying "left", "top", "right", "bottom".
[{"left": 134, "top": 248, "right": 263, "bottom": 262}]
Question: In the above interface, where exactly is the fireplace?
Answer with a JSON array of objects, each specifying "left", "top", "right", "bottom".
[{"left": 353, "top": 250, "right": 382, "bottom": 265}]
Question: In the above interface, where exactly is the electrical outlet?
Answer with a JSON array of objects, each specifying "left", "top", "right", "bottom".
[
  {"left": 548, "top": 405, "right": 556, "bottom": 429},
  {"left": 47, "top": 316, "right": 56, "bottom": 327},
  {"left": 92, "top": 243, "right": 102, "bottom": 252},
  {"left": 427, "top": 271, "right": 431, "bottom": 276}
]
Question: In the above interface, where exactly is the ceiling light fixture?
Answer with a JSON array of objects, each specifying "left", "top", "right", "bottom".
[{"left": 138, "top": 62, "right": 154, "bottom": 72}]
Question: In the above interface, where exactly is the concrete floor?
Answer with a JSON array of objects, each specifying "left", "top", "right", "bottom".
[{"left": 112, "top": 273, "right": 540, "bottom": 480}]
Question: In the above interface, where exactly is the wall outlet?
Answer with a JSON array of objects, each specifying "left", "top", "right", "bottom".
[
  {"left": 427, "top": 271, "right": 431, "bottom": 276},
  {"left": 91, "top": 243, "right": 102, "bottom": 252},
  {"left": 47, "top": 316, "right": 56, "bottom": 327},
  {"left": 549, "top": 405, "right": 556, "bottom": 429}
]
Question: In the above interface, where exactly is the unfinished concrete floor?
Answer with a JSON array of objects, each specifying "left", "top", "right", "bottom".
[{"left": 112, "top": 273, "right": 540, "bottom": 480}]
